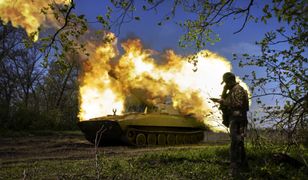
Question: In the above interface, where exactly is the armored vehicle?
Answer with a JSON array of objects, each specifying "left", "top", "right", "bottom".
[
  {"left": 78, "top": 112, "right": 205, "bottom": 146},
  {"left": 78, "top": 88, "right": 206, "bottom": 146}
]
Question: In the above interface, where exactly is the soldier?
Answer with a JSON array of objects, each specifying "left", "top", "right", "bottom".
[{"left": 211, "top": 72, "right": 249, "bottom": 176}]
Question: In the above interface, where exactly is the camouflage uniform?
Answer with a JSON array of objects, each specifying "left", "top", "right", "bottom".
[{"left": 221, "top": 83, "right": 249, "bottom": 174}]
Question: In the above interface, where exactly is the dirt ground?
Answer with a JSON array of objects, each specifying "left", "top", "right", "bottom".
[{"left": 0, "top": 131, "right": 229, "bottom": 166}]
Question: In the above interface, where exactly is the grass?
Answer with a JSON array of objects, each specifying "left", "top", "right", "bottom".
[
  {"left": 0, "top": 131, "right": 307, "bottom": 179},
  {"left": 1, "top": 144, "right": 307, "bottom": 179}
]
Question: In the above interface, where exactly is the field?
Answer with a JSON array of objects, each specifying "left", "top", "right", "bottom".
[{"left": 0, "top": 131, "right": 307, "bottom": 179}]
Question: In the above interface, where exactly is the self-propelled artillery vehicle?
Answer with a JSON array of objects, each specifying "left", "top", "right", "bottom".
[
  {"left": 78, "top": 112, "right": 205, "bottom": 146},
  {"left": 78, "top": 90, "right": 206, "bottom": 146}
]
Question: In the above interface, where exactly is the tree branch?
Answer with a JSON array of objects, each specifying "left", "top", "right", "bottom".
[
  {"left": 233, "top": 0, "right": 254, "bottom": 34},
  {"left": 45, "top": 0, "right": 75, "bottom": 56}
]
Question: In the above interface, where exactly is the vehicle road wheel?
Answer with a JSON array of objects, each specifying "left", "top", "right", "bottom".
[
  {"left": 198, "top": 133, "right": 204, "bottom": 141},
  {"left": 191, "top": 134, "right": 198, "bottom": 144},
  {"left": 167, "top": 134, "right": 176, "bottom": 145},
  {"left": 147, "top": 134, "right": 157, "bottom": 146},
  {"left": 176, "top": 135, "right": 183, "bottom": 144},
  {"left": 157, "top": 134, "right": 166, "bottom": 146},
  {"left": 184, "top": 135, "right": 191, "bottom": 144},
  {"left": 136, "top": 133, "right": 146, "bottom": 146},
  {"left": 126, "top": 129, "right": 136, "bottom": 144}
]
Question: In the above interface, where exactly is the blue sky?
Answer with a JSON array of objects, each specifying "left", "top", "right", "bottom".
[
  {"left": 73, "top": 0, "right": 300, "bottom": 118},
  {"left": 73, "top": 1, "right": 292, "bottom": 86},
  {"left": 73, "top": 0, "right": 281, "bottom": 75}
]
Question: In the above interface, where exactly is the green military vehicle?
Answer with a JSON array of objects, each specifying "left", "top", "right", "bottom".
[
  {"left": 78, "top": 89, "right": 206, "bottom": 146},
  {"left": 78, "top": 112, "right": 205, "bottom": 146}
]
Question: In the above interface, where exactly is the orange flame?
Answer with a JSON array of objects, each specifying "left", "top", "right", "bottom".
[
  {"left": 0, "top": 0, "right": 69, "bottom": 41},
  {"left": 79, "top": 33, "right": 125, "bottom": 120},
  {"left": 0, "top": 1, "right": 250, "bottom": 132},
  {"left": 78, "top": 33, "right": 250, "bottom": 132}
]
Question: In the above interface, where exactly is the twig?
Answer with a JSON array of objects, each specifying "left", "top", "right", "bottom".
[
  {"left": 44, "top": 0, "right": 75, "bottom": 57},
  {"left": 94, "top": 125, "right": 107, "bottom": 180},
  {"left": 233, "top": 0, "right": 254, "bottom": 34},
  {"left": 23, "top": 169, "right": 27, "bottom": 180}
]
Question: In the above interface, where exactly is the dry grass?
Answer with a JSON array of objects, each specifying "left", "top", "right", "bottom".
[{"left": 0, "top": 131, "right": 307, "bottom": 179}]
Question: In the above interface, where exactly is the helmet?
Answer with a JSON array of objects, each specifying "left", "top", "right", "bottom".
[{"left": 221, "top": 72, "right": 235, "bottom": 84}]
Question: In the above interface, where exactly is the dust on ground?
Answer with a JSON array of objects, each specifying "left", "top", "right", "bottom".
[{"left": 0, "top": 131, "right": 229, "bottom": 166}]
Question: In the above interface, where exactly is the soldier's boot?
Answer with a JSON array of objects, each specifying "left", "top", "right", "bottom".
[
  {"left": 239, "top": 143, "right": 249, "bottom": 172},
  {"left": 240, "top": 161, "right": 250, "bottom": 173},
  {"left": 229, "top": 162, "right": 239, "bottom": 177}
]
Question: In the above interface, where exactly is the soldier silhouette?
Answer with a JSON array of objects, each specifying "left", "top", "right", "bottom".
[{"left": 211, "top": 72, "right": 249, "bottom": 177}]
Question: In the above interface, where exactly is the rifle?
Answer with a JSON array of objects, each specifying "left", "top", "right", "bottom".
[
  {"left": 210, "top": 86, "right": 230, "bottom": 127},
  {"left": 209, "top": 98, "right": 221, "bottom": 103}
]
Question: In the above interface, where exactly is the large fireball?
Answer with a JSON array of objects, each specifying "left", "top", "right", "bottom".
[
  {"left": 78, "top": 33, "right": 249, "bottom": 132},
  {"left": 0, "top": 0, "right": 70, "bottom": 41},
  {"left": 0, "top": 1, "right": 250, "bottom": 132}
]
